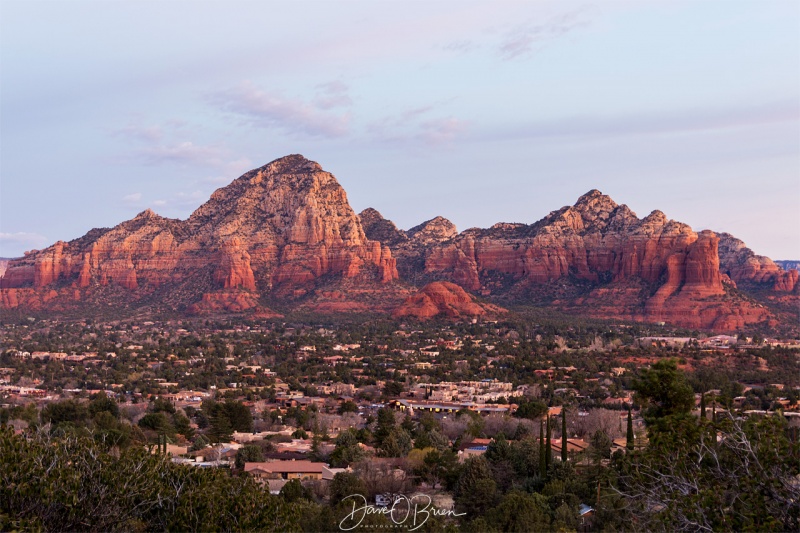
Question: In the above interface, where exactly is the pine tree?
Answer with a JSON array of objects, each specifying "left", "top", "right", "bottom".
[
  {"left": 545, "top": 415, "right": 552, "bottom": 469},
  {"left": 700, "top": 392, "right": 706, "bottom": 420},
  {"left": 626, "top": 407, "right": 634, "bottom": 451},
  {"left": 539, "top": 419, "right": 546, "bottom": 476},
  {"left": 561, "top": 409, "right": 568, "bottom": 463}
]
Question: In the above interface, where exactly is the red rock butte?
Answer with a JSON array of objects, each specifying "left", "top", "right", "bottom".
[{"left": 1, "top": 155, "right": 797, "bottom": 331}]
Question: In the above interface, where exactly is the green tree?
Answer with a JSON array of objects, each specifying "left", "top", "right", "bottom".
[
  {"left": 338, "top": 400, "right": 358, "bottom": 414},
  {"left": 539, "top": 419, "right": 546, "bottom": 476},
  {"left": 138, "top": 412, "right": 172, "bottom": 434},
  {"left": 0, "top": 427, "right": 303, "bottom": 532},
  {"left": 589, "top": 430, "right": 612, "bottom": 463},
  {"left": 190, "top": 434, "right": 209, "bottom": 451},
  {"left": 279, "top": 478, "right": 312, "bottom": 503},
  {"left": 235, "top": 444, "right": 265, "bottom": 470},
  {"left": 383, "top": 381, "right": 404, "bottom": 398},
  {"left": 561, "top": 409, "right": 568, "bottom": 463},
  {"left": 545, "top": 416, "right": 552, "bottom": 470},
  {"left": 381, "top": 427, "right": 412, "bottom": 457},
  {"left": 633, "top": 359, "right": 694, "bottom": 426},
  {"left": 373, "top": 407, "right": 395, "bottom": 448},
  {"left": 41, "top": 399, "right": 88, "bottom": 428},
  {"left": 513, "top": 400, "right": 548, "bottom": 420},
  {"left": 700, "top": 391, "right": 707, "bottom": 420},
  {"left": 419, "top": 448, "right": 458, "bottom": 489},
  {"left": 626, "top": 407, "right": 634, "bottom": 451},
  {"left": 329, "top": 472, "right": 367, "bottom": 506},
  {"left": 455, "top": 457, "right": 497, "bottom": 519},
  {"left": 619, "top": 415, "right": 799, "bottom": 532},
  {"left": 88, "top": 392, "right": 119, "bottom": 419},
  {"left": 483, "top": 490, "right": 551, "bottom": 532},
  {"left": 172, "top": 412, "right": 195, "bottom": 440},
  {"left": 329, "top": 429, "right": 367, "bottom": 467}
]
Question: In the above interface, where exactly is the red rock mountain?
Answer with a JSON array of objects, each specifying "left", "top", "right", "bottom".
[
  {"left": 364, "top": 190, "right": 794, "bottom": 330},
  {"left": 393, "top": 282, "right": 506, "bottom": 320},
  {"left": 0, "top": 155, "right": 397, "bottom": 315},
  {"left": 1, "top": 155, "right": 796, "bottom": 330},
  {"left": 717, "top": 233, "right": 798, "bottom": 292}
]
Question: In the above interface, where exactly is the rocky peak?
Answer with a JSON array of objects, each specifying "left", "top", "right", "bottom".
[
  {"left": 392, "top": 281, "right": 506, "bottom": 319},
  {"left": 186, "top": 154, "right": 366, "bottom": 245},
  {"left": 359, "top": 207, "right": 385, "bottom": 224},
  {"left": 642, "top": 210, "right": 668, "bottom": 227},
  {"left": 407, "top": 216, "right": 457, "bottom": 243},
  {"left": 359, "top": 208, "right": 408, "bottom": 246},
  {"left": 122, "top": 209, "right": 169, "bottom": 233},
  {"left": 134, "top": 209, "right": 158, "bottom": 220},
  {"left": 260, "top": 154, "right": 322, "bottom": 175},
  {"left": 716, "top": 232, "right": 788, "bottom": 289},
  {"left": 572, "top": 189, "right": 619, "bottom": 225},
  {"left": 605, "top": 204, "right": 639, "bottom": 231}
]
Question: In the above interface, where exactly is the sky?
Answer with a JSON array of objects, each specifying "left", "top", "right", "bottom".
[{"left": 1, "top": 0, "right": 798, "bottom": 260}]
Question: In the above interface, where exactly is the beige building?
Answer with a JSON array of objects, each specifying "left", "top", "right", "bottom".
[{"left": 244, "top": 460, "right": 329, "bottom": 481}]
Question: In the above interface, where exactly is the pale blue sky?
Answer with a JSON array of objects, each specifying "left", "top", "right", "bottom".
[{"left": 1, "top": 0, "right": 798, "bottom": 259}]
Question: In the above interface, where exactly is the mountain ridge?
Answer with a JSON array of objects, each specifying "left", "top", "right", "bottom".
[{"left": 1, "top": 155, "right": 796, "bottom": 330}]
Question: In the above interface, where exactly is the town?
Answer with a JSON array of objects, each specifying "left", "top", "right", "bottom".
[{"left": 1, "top": 314, "right": 799, "bottom": 530}]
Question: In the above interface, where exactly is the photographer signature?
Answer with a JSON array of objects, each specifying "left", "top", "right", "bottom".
[{"left": 339, "top": 493, "right": 465, "bottom": 531}]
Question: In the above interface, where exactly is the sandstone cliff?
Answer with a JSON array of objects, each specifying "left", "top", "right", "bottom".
[
  {"left": 0, "top": 158, "right": 792, "bottom": 331},
  {"left": 393, "top": 281, "right": 506, "bottom": 320},
  {"left": 0, "top": 155, "right": 398, "bottom": 315},
  {"left": 375, "top": 190, "right": 775, "bottom": 330},
  {"left": 717, "top": 233, "right": 798, "bottom": 293}
]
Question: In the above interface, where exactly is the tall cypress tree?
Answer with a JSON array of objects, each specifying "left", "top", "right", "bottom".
[
  {"left": 711, "top": 403, "right": 718, "bottom": 449},
  {"left": 700, "top": 392, "right": 707, "bottom": 420},
  {"left": 545, "top": 415, "right": 552, "bottom": 469},
  {"left": 561, "top": 409, "right": 568, "bottom": 463},
  {"left": 626, "top": 407, "right": 634, "bottom": 451},
  {"left": 539, "top": 419, "right": 546, "bottom": 476}
]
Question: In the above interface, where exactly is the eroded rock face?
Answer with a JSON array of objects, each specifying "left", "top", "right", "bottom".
[
  {"left": 718, "top": 233, "right": 798, "bottom": 293},
  {"left": 360, "top": 210, "right": 459, "bottom": 282},
  {"left": 0, "top": 155, "right": 397, "bottom": 313},
  {"left": 385, "top": 191, "right": 774, "bottom": 330},
  {"left": 0, "top": 158, "right": 790, "bottom": 331},
  {"left": 359, "top": 208, "right": 408, "bottom": 247},
  {"left": 393, "top": 281, "right": 506, "bottom": 319}
]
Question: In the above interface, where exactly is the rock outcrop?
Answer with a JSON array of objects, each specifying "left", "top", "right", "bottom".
[
  {"left": 359, "top": 210, "right": 459, "bottom": 282},
  {"left": 393, "top": 281, "right": 506, "bottom": 319},
  {"left": 0, "top": 157, "right": 792, "bottom": 331},
  {"left": 0, "top": 155, "right": 398, "bottom": 315},
  {"left": 717, "top": 233, "right": 798, "bottom": 293},
  {"left": 359, "top": 208, "right": 408, "bottom": 247},
  {"left": 380, "top": 190, "right": 776, "bottom": 330}
]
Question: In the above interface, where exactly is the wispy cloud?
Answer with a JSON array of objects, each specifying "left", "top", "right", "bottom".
[
  {"left": 112, "top": 118, "right": 253, "bottom": 194},
  {"left": 479, "top": 100, "right": 800, "bottom": 143},
  {"left": 368, "top": 105, "right": 467, "bottom": 147},
  {"left": 314, "top": 81, "right": 352, "bottom": 110},
  {"left": 113, "top": 124, "right": 163, "bottom": 143},
  {"left": 499, "top": 8, "right": 595, "bottom": 60},
  {"left": 420, "top": 117, "right": 469, "bottom": 145},
  {"left": 171, "top": 190, "right": 209, "bottom": 209},
  {"left": 442, "top": 39, "right": 477, "bottom": 54},
  {"left": 136, "top": 141, "right": 228, "bottom": 166},
  {"left": 211, "top": 81, "right": 351, "bottom": 138},
  {"left": 0, "top": 232, "right": 49, "bottom": 250},
  {"left": 122, "top": 192, "right": 142, "bottom": 203}
]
